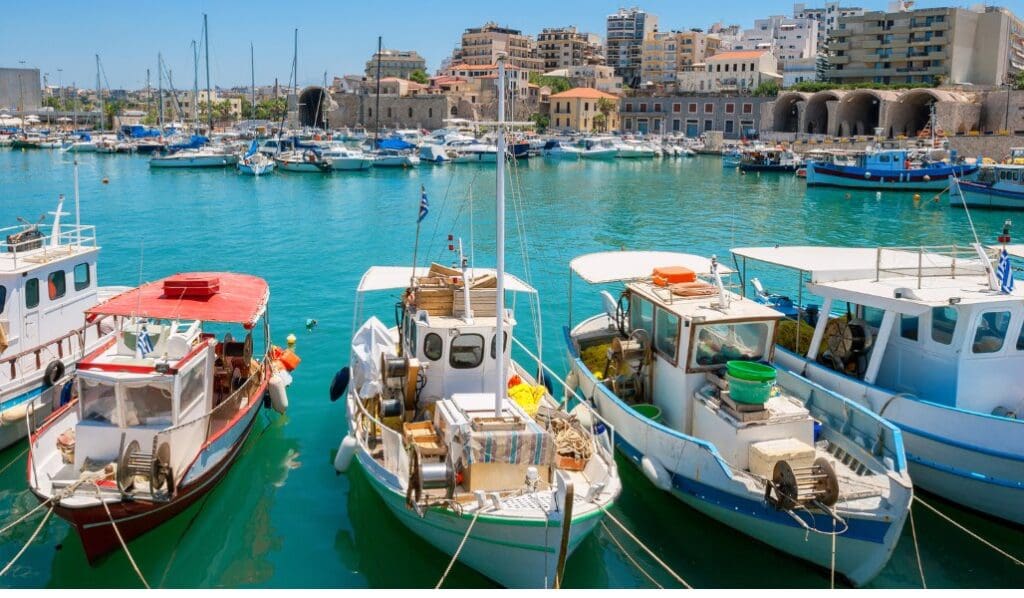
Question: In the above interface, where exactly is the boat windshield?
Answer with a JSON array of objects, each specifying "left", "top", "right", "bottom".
[
  {"left": 80, "top": 379, "right": 122, "bottom": 426},
  {"left": 689, "top": 320, "right": 773, "bottom": 370}
]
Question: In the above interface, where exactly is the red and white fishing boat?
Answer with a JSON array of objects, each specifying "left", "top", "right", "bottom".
[{"left": 26, "top": 272, "right": 298, "bottom": 562}]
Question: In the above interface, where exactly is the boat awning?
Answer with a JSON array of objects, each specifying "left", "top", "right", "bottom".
[
  {"left": 730, "top": 246, "right": 982, "bottom": 283},
  {"left": 357, "top": 266, "right": 536, "bottom": 294},
  {"left": 85, "top": 273, "right": 269, "bottom": 327},
  {"left": 570, "top": 251, "right": 731, "bottom": 284}
]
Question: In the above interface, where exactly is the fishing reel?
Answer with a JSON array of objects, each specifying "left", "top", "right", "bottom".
[
  {"left": 766, "top": 457, "right": 839, "bottom": 511},
  {"left": 116, "top": 439, "right": 174, "bottom": 500}
]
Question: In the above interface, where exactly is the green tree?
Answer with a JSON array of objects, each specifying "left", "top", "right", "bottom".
[
  {"left": 254, "top": 97, "right": 287, "bottom": 121},
  {"left": 103, "top": 100, "right": 123, "bottom": 128},
  {"left": 592, "top": 113, "right": 607, "bottom": 133},
  {"left": 595, "top": 97, "right": 617, "bottom": 132},
  {"left": 1015, "top": 71, "right": 1024, "bottom": 91},
  {"left": 528, "top": 72, "right": 571, "bottom": 94},
  {"left": 530, "top": 112, "right": 549, "bottom": 133},
  {"left": 409, "top": 69, "right": 430, "bottom": 85},
  {"left": 753, "top": 80, "right": 780, "bottom": 97}
]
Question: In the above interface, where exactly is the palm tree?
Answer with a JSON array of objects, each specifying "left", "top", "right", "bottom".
[{"left": 596, "top": 97, "right": 616, "bottom": 133}]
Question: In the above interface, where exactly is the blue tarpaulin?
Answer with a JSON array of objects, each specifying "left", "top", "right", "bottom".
[
  {"left": 167, "top": 135, "right": 209, "bottom": 152},
  {"left": 245, "top": 140, "right": 259, "bottom": 158},
  {"left": 376, "top": 137, "right": 415, "bottom": 150},
  {"left": 122, "top": 125, "right": 162, "bottom": 139}
]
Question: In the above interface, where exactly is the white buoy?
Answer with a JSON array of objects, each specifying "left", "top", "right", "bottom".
[
  {"left": 269, "top": 374, "right": 289, "bottom": 414},
  {"left": 876, "top": 191, "right": 882, "bottom": 199},
  {"left": 641, "top": 455, "right": 672, "bottom": 491},
  {"left": 334, "top": 434, "right": 357, "bottom": 472},
  {"left": 564, "top": 370, "right": 579, "bottom": 400}
]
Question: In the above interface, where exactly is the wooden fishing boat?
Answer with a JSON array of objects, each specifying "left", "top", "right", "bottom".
[{"left": 27, "top": 272, "right": 298, "bottom": 562}]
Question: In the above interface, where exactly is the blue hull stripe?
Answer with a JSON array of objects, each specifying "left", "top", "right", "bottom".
[
  {"left": 905, "top": 452, "right": 1024, "bottom": 490},
  {"left": 1, "top": 384, "right": 46, "bottom": 412},
  {"left": 894, "top": 421, "right": 1024, "bottom": 464}
]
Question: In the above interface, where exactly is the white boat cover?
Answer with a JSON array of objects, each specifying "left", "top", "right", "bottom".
[
  {"left": 357, "top": 266, "right": 535, "bottom": 294},
  {"left": 570, "top": 251, "right": 731, "bottom": 284},
  {"left": 350, "top": 316, "right": 395, "bottom": 398}
]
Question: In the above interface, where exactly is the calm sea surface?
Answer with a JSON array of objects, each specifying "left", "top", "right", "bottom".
[{"left": 0, "top": 148, "right": 1021, "bottom": 588}]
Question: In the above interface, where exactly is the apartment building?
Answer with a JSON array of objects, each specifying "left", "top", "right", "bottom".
[
  {"left": 640, "top": 31, "right": 678, "bottom": 84},
  {"left": 827, "top": 5, "right": 1022, "bottom": 86},
  {"left": 453, "top": 22, "right": 544, "bottom": 73},
  {"left": 545, "top": 64, "right": 624, "bottom": 95},
  {"left": 793, "top": 2, "right": 865, "bottom": 51},
  {"left": 678, "top": 31, "right": 720, "bottom": 67},
  {"left": 364, "top": 49, "right": 427, "bottom": 80},
  {"left": 675, "top": 49, "right": 782, "bottom": 93},
  {"left": 607, "top": 7, "right": 658, "bottom": 88},
  {"left": 549, "top": 87, "right": 620, "bottom": 132},
  {"left": 536, "top": 27, "right": 604, "bottom": 70}
]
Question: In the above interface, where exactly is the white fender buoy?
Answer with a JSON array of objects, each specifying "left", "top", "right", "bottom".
[
  {"left": 564, "top": 370, "right": 579, "bottom": 400},
  {"left": 334, "top": 434, "right": 357, "bottom": 472},
  {"left": 0, "top": 402, "right": 29, "bottom": 426},
  {"left": 641, "top": 455, "right": 672, "bottom": 491},
  {"left": 269, "top": 374, "right": 289, "bottom": 414}
]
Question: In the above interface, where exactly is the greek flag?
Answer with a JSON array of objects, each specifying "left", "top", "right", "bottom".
[
  {"left": 136, "top": 323, "right": 153, "bottom": 358},
  {"left": 997, "top": 248, "right": 1015, "bottom": 294},
  {"left": 418, "top": 187, "right": 429, "bottom": 223}
]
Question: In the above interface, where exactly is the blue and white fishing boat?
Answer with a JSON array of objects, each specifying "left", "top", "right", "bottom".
[
  {"left": 951, "top": 164, "right": 1024, "bottom": 210},
  {"left": 806, "top": 147, "right": 977, "bottom": 190},
  {"left": 732, "top": 244, "right": 1024, "bottom": 525},
  {"left": 566, "top": 251, "right": 911, "bottom": 586}
]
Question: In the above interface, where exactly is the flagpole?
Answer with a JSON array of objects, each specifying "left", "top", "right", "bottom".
[{"left": 410, "top": 185, "right": 426, "bottom": 288}]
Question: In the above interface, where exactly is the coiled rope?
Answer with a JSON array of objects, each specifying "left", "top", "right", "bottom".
[
  {"left": 434, "top": 509, "right": 481, "bottom": 589},
  {"left": 914, "top": 495, "right": 1023, "bottom": 568}
]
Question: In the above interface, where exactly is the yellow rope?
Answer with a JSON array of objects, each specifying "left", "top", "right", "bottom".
[
  {"left": 0, "top": 504, "right": 53, "bottom": 577},
  {"left": 600, "top": 520, "right": 663, "bottom": 589},
  {"left": 601, "top": 507, "right": 693, "bottom": 589},
  {"left": 909, "top": 505, "right": 927, "bottom": 589},
  {"left": 914, "top": 495, "right": 1023, "bottom": 568},
  {"left": 94, "top": 486, "right": 150, "bottom": 589},
  {"left": 434, "top": 509, "right": 481, "bottom": 589}
]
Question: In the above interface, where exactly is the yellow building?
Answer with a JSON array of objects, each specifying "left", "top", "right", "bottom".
[{"left": 549, "top": 87, "right": 620, "bottom": 132}]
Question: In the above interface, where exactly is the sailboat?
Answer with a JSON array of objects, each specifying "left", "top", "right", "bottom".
[{"left": 332, "top": 56, "right": 620, "bottom": 588}]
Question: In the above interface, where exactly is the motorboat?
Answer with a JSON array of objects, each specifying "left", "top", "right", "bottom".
[
  {"left": 448, "top": 141, "right": 498, "bottom": 164},
  {"left": 61, "top": 135, "right": 98, "bottom": 153},
  {"left": 321, "top": 144, "right": 373, "bottom": 171},
  {"left": 541, "top": 140, "right": 581, "bottom": 161},
  {"left": 274, "top": 149, "right": 332, "bottom": 173},
  {"left": 732, "top": 243, "right": 1024, "bottom": 525},
  {"left": 418, "top": 144, "right": 450, "bottom": 164},
  {"left": 332, "top": 57, "right": 620, "bottom": 589},
  {"left": 578, "top": 138, "right": 618, "bottom": 161},
  {"left": 0, "top": 196, "right": 125, "bottom": 450},
  {"left": 615, "top": 140, "right": 656, "bottom": 159},
  {"left": 951, "top": 164, "right": 1024, "bottom": 209},
  {"left": 149, "top": 141, "right": 238, "bottom": 168},
  {"left": 566, "top": 251, "right": 911, "bottom": 585},
  {"left": 805, "top": 147, "right": 977, "bottom": 190},
  {"left": 27, "top": 272, "right": 297, "bottom": 561},
  {"left": 371, "top": 149, "right": 420, "bottom": 168},
  {"left": 738, "top": 146, "right": 802, "bottom": 173}
]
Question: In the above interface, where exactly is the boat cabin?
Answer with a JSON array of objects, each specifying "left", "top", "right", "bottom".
[{"left": 975, "top": 163, "right": 1024, "bottom": 190}]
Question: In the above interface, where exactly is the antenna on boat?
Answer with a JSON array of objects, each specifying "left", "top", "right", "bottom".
[
  {"left": 73, "top": 157, "right": 81, "bottom": 246},
  {"left": 494, "top": 54, "right": 507, "bottom": 419},
  {"left": 49, "top": 194, "right": 68, "bottom": 249},
  {"left": 710, "top": 255, "right": 730, "bottom": 310},
  {"left": 458, "top": 238, "right": 474, "bottom": 325}
]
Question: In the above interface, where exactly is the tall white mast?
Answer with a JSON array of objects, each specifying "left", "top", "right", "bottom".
[{"left": 494, "top": 54, "right": 507, "bottom": 418}]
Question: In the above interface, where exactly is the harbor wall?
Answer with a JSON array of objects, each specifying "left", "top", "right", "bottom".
[{"left": 759, "top": 132, "right": 1024, "bottom": 160}]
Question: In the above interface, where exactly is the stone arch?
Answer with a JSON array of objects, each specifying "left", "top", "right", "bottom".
[
  {"left": 836, "top": 89, "right": 894, "bottom": 137},
  {"left": 804, "top": 90, "right": 843, "bottom": 135},
  {"left": 299, "top": 86, "right": 330, "bottom": 128},
  {"left": 772, "top": 92, "right": 808, "bottom": 133}
]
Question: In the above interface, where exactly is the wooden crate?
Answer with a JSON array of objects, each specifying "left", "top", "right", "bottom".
[{"left": 464, "top": 463, "right": 550, "bottom": 492}]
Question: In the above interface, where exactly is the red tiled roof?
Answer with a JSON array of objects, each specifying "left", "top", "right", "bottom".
[{"left": 549, "top": 87, "right": 619, "bottom": 100}]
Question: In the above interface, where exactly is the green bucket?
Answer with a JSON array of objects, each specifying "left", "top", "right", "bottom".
[
  {"left": 632, "top": 403, "right": 663, "bottom": 423},
  {"left": 726, "top": 360, "right": 777, "bottom": 383},
  {"left": 726, "top": 373, "right": 773, "bottom": 405}
]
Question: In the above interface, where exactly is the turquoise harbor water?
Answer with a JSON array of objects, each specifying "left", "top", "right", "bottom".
[{"left": 0, "top": 148, "right": 1022, "bottom": 588}]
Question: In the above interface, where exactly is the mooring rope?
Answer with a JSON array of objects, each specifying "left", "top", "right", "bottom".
[
  {"left": 0, "top": 447, "right": 28, "bottom": 478},
  {"left": 909, "top": 505, "right": 927, "bottom": 589},
  {"left": 600, "top": 506, "right": 693, "bottom": 589},
  {"left": 914, "top": 495, "right": 1023, "bottom": 568},
  {"left": 93, "top": 486, "right": 150, "bottom": 589},
  {"left": 829, "top": 516, "right": 837, "bottom": 589},
  {"left": 0, "top": 496, "right": 53, "bottom": 536},
  {"left": 434, "top": 509, "right": 481, "bottom": 589},
  {"left": 600, "top": 520, "right": 663, "bottom": 589},
  {"left": 0, "top": 504, "right": 53, "bottom": 577}
]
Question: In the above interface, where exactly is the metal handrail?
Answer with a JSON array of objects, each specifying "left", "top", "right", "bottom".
[
  {"left": 873, "top": 244, "right": 993, "bottom": 287},
  {"left": 1, "top": 318, "right": 111, "bottom": 380}
]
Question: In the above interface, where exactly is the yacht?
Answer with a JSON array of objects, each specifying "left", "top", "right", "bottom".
[
  {"left": 541, "top": 139, "right": 582, "bottom": 161},
  {"left": 578, "top": 138, "right": 618, "bottom": 160},
  {"left": 321, "top": 144, "right": 373, "bottom": 171},
  {"left": 274, "top": 149, "right": 332, "bottom": 173}
]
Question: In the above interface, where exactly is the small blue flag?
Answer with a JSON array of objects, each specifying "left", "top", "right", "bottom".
[
  {"left": 997, "top": 248, "right": 1015, "bottom": 294},
  {"left": 418, "top": 187, "right": 429, "bottom": 223}
]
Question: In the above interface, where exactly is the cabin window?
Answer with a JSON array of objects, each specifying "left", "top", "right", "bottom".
[
  {"left": 74, "top": 263, "right": 91, "bottom": 291},
  {"left": 25, "top": 278, "right": 39, "bottom": 309},
  {"left": 490, "top": 331, "right": 508, "bottom": 359},
  {"left": 80, "top": 379, "right": 122, "bottom": 426},
  {"left": 930, "top": 306, "right": 958, "bottom": 345},
  {"left": 629, "top": 296, "right": 654, "bottom": 335},
  {"left": 861, "top": 306, "right": 885, "bottom": 329},
  {"left": 691, "top": 321, "right": 771, "bottom": 369},
  {"left": 406, "top": 320, "right": 417, "bottom": 357},
  {"left": 122, "top": 383, "right": 173, "bottom": 426},
  {"left": 423, "top": 333, "right": 443, "bottom": 361},
  {"left": 1016, "top": 321, "right": 1024, "bottom": 351},
  {"left": 653, "top": 307, "right": 680, "bottom": 363},
  {"left": 449, "top": 333, "right": 484, "bottom": 369},
  {"left": 0, "top": 285, "right": 6, "bottom": 314},
  {"left": 972, "top": 311, "right": 1011, "bottom": 354},
  {"left": 879, "top": 154, "right": 890, "bottom": 163},
  {"left": 900, "top": 314, "right": 919, "bottom": 341},
  {"left": 48, "top": 271, "right": 66, "bottom": 300},
  {"left": 179, "top": 362, "right": 207, "bottom": 419}
]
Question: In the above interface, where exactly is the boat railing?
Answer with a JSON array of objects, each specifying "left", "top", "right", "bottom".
[
  {"left": 0, "top": 316, "right": 110, "bottom": 383},
  {"left": 0, "top": 223, "right": 98, "bottom": 269},
  {"left": 350, "top": 387, "right": 410, "bottom": 483},
  {"left": 874, "top": 244, "right": 993, "bottom": 288}
]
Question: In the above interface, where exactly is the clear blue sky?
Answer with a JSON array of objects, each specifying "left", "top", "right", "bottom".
[{"left": 0, "top": 0, "right": 983, "bottom": 90}]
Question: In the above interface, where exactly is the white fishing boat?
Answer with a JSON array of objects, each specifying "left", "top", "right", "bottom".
[
  {"left": 0, "top": 194, "right": 125, "bottom": 450},
  {"left": 541, "top": 140, "right": 581, "bottom": 161},
  {"left": 371, "top": 149, "right": 420, "bottom": 168},
  {"left": 732, "top": 243, "right": 1024, "bottom": 525},
  {"left": 566, "top": 251, "right": 912, "bottom": 585},
  {"left": 321, "top": 144, "right": 374, "bottom": 171},
  {"left": 333, "top": 56, "right": 620, "bottom": 589},
  {"left": 27, "top": 272, "right": 297, "bottom": 562},
  {"left": 149, "top": 147, "right": 238, "bottom": 168},
  {"left": 274, "top": 149, "right": 332, "bottom": 173}
]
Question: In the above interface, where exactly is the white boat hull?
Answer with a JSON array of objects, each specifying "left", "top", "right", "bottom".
[
  {"left": 237, "top": 161, "right": 275, "bottom": 176},
  {"left": 150, "top": 154, "right": 237, "bottom": 168},
  {"left": 580, "top": 148, "right": 617, "bottom": 161},
  {"left": 373, "top": 156, "right": 420, "bottom": 168},
  {"left": 328, "top": 157, "right": 373, "bottom": 171}
]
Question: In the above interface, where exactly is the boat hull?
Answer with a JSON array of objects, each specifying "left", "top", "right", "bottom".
[
  {"left": 149, "top": 155, "right": 237, "bottom": 168},
  {"left": 580, "top": 149, "right": 617, "bottom": 160},
  {"left": 237, "top": 162, "right": 275, "bottom": 176},
  {"left": 276, "top": 161, "right": 329, "bottom": 173},
  {"left": 951, "top": 179, "right": 1024, "bottom": 210},
  {"left": 806, "top": 161, "right": 977, "bottom": 190},
  {"left": 327, "top": 158, "right": 373, "bottom": 171},
  {"left": 739, "top": 163, "right": 799, "bottom": 173},
  {"left": 373, "top": 156, "right": 419, "bottom": 168}
]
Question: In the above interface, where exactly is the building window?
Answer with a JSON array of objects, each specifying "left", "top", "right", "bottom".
[
  {"left": 640, "top": 103, "right": 647, "bottom": 113},
  {"left": 74, "top": 263, "right": 91, "bottom": 291},
  {"left": 743, "top": 103, "right": 753, "bottom": 114},
  {"left": 672, "top": 119, "right": 680, "bottom": 131},
  {"left": 725, "top": 103, "right": 735, "bottom": 114},
  {"left": 703, "top": 119, "right": 713, "bottom": 131},
  {"left": 704, "top": 103, "right": 714, "bottom": 113},
  {"left": 653, "top": 103, "right": 662, "bottom": 112},
  {"left": 673, "top": 103, "right": 681, "bottom": 113},
  {"left": 387, "top": 107, "right": 392, "bottom": 118},
  {"left": 429, "top": 108, "right": 433, "bottom": 118},
  {"left": 624, "top": 118, "right": 632, "bottom": 130},
  {"left": 408, "top": 107, "right": 413, "bottom": 118},
  {"left": 688, "top": 103, "right": 697, "bottom": 113},
  {"left": 725, "top": 120, "right": 734, "bottom": 133}
]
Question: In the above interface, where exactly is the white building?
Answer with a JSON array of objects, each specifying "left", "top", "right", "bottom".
[
  {"left": 793, "top": 2, "right": 866, "bottom": 51},
  {"left": 675, "top": 49, "right": 782, "bottom": 93}
]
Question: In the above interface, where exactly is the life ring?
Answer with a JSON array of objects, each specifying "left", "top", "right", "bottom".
[{"left": 44, "top": 360, "right": 65, "bottom": 387}]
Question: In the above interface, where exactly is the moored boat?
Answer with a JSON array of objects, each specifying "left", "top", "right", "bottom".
[
  {"left": 27, "top": 272, "right": 297, "bottom": 562},
  {"left": 274, "top": 149, "right": 332, "bottom": 173},
  {"left": 806, "top": 147, "right": 977, "bottom": 190},
  {"left": 951, "top": 164, "right": 1024, "bottom": 210},
  {"left": 541, "top": 139, "right": 582, "bottom": 161},
  {"left": 738, "top": 146, "right": 802, "bottom": 173}
]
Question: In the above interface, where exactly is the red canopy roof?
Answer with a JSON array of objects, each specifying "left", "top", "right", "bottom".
[{"left": 86, "top": 272, "right": 270, "bottom": 327}]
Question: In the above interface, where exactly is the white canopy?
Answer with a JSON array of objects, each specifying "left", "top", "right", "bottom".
[
  {"left": 732, "top": 246, "right": 984, "bottom": 283},
  {"left": 570, "top": 251, "right": 731, "bottom": 284},
  {"left": 356, "top": 266, "right": 536, "bottom": 294}
]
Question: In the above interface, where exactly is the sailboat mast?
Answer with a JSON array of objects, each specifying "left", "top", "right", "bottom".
[
  {"left": 95, "top": 55, "right": 103, "bottom": 131},
  {"left": 494, "top": 54, "right": 507, "bottom": 418},
  {"left": 192, "top": 40, "right": 199, "bottom": 127},
  {"left": 250, "top": 43, "right": 255, "bottom": 119},
  {"left": 145, "top": 68, "right": 151, "bottom": 120},
  {"left": 203, "top": 13, "right": 212, "bottom": 133},
  {"left": 157, "top": 54, "right": 164, "bottom": 131},
  {"left": 374, "top": 36, "right": 382, "bottom": 147}
]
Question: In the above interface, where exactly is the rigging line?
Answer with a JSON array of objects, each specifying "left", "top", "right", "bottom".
[
  {"left": 434, "top": 509, "right": 481, "bottom": 589},
  {"left": 0, "top": 495, "right": 52, "bottom": 536},
  {"left": 0, "top": 446, "right": 28, "bottom": 478},
  {"left": 600, "top": 520, "right": 664, "bottom": 589},
  {"left": 0, "top": 504, "right": 53, "bottom": 577},
  {"left": 599, "top": 505, "right": 693, "bottom": 589},
  {"left": 908, "top": 504, "right": 927, "bottom": 589},
  {"left": 913, "top": 495, "right": 1023, "bottom": 567},
  {"left": 425, "top": 169, "right": 463, "bottom": 261},
  {"left": 93, "top": 486, "right": 150, "bottom": 588}
]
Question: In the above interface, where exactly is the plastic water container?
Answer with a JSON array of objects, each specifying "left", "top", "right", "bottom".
[
  {"left": 631, "top": 403, "right": 663, "bottom": 423},
  {"left": 726, "top": 360, "right": 777, "bottom": 382},
  {"left": 726, "top": 373, "right": 773, "bottom": 405}
]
